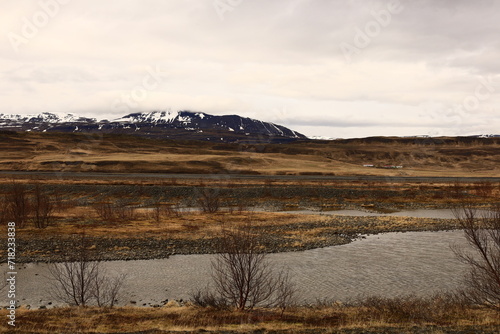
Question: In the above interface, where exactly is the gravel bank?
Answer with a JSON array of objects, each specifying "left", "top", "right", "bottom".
[{"left": 11, "top": 215, "right": 460, "bottom": 263}]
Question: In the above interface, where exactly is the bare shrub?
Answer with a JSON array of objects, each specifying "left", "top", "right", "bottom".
[
  {"left": 452, "top": 204, "right": 500, "bottom": 309},
  {"left": 273, "top": 271, "right": 297, "bottom": 316},
  {"left": 93, "top": 271, "right": 127, "bottom": 307},
  {"left": 210, "top": 224, "right": 296, "bottom": 311},
  {"left": 198, "top": 188, "right": 220, "bottom": 213},
  {"left": 6, "top": 182, "right": 31, "bottom": 228},
  {"left": 164, "top": 202, "right": 182, "bottom": 217},
  {"left": 31, "top": 183, "right": 54, "bottom": 229},
  {"left": 92, "top": 202, "right": 115, "bottom": 221},
  {"left": 149, "top": 202, "right": 180, "bottom": 224},
  {"left": 150, "top": 202, "right": 163, "bottom": 224},
  {"left": 114, "top": 205, "right": 136, "bottom": 221},
  {"left": 93, "top": 201, "right": 137, "bottom": 222},
  {"left": 47, "top": 234, "right": 126, "bottom": 307},
  {"left": 191, "top": 287, "right": 228, "bottom": 309}
]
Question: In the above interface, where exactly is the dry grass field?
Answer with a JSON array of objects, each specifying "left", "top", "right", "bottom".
[
  {"left": 1, "top": 131, "right": 500, "bottom": 176},
  {"left": 1, "top": 300, "right": 499, "bottom": 334},
  {"left": 1, "top": 131, "right": 500, "bottom": 333},
  {"left": 0, "top": 165, "right": 498, "bottom": 261}
]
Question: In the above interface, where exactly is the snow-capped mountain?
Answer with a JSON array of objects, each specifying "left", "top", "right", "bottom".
[
  {"left": 0, "top": 112, "right": 95, "bottom": 124},
  {"left": 0, "top": 111, "right": 306, "bottom": 142}
]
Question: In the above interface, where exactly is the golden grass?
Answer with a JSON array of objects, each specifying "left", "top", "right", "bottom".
[
  {"left": 0, "top": 303, "right": 498, "bottom": 334},
  {"left": 2, "top": 131, "right": 500, "bottom": 177},
  {"left": 13, "top": 209, "right": 454, "bottom": 241}
]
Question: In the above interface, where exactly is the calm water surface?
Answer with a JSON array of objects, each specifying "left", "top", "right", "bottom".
[{"left": 8, "top": 230, "right": 469, "bottom": 308}]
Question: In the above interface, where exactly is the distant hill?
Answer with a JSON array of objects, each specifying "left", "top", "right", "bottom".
[
  {"left": 0, "top": 131, "right": 499, "bottom": 176},
  {"left": 0, "top": 111, "right": 306, "bottom": 143}
]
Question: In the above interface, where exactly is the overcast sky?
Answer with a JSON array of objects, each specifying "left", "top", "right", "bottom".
[{"left": 1, "top": 0, "right": 500, "bottom": 138}]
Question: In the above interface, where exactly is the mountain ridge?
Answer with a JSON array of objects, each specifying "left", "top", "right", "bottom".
[{"left": 0, "top": 110, "right": 306, "bottom": 143}]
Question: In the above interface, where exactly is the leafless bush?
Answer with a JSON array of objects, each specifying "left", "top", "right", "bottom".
[
  {"left": 198, "top": 188, "right": 220, "bottom": 213},
  {"left": 47, "top": 234, "right": 126, "bottom": 307},
  {"left": 452, "top": 204, "right": 500, "bottom": 310},
  {"left": 93, "top": 202, "right": 137, "bottom": 222},
  {"left": 31, "top": 183, "right": 54, "bottom": 229},
  {"left": 92, "top": 202, "right": 115, "bottom": 221},
  {"left": 114, "top": 205, "right": 136, "bottom": 221},
  {"left": 149, "top": 202, "right": 181, "bottom": 224},
  {"left": 210, "top": 224, "right": 296, "bottom": 311},
  {"left": 6, "top": 182, "right": 31, "bottom": 228},
  {"left": 273, "top": 270, "right": 297, "bottom": 316},
  {"left": 150, "top": 202, "right": 163, "bottom": 224},
  {"left": 93, "top": 271, "right": 127, "bottom": 307},
  {"left": 164, "top": 202, "right": 182, "bottom": 217},
  {"left": 191, "top": 287, "right": 228, "bottom": 309}
]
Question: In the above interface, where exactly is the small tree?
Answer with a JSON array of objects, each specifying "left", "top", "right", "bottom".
[
  {"left": 47, "top": 234, "right": 126, "bottom": 307},
  {"left": 452, "top": 204, "right": 500, "bottom": 309},
  {"left": 211, "top": 223, "right": 295, "bottom": 310},
  {"left": 150, "top": 201, "right": 163, "bottom": 224},
  {"left": 31, "top": 183, "right": 54, "bottom": 228},
  {"left": 198, "top": 188, "right": 220, "bottom": 213},
  {"left": 6, "top": 182, "right": 31, "bottom": 228},
  {"left": 92, "top": 202, "right": 115, "bottom": 221}
]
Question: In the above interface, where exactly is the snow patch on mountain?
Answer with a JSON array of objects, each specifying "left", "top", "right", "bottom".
[
  {"left": 114, "top": 111, "right": 178, "bottom": 124},
  {"left": 0, "top": 112, "right": 85, "bottom": 123},
  {"left": 308, "top": 135, "right": 337, "bottom": 140}
]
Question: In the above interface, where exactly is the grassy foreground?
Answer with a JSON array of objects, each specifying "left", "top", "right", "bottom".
[{"left": 1, "top": 297, "right": 499, "bottom": 334}]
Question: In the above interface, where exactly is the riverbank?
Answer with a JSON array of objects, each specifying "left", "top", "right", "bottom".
[{"left": 9, "top": 213, "right": 460, "bottom": 263}]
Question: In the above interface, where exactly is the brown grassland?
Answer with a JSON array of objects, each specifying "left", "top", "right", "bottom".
[
  {"left": 1, "top": 131, "right": 500, "bottom": 176},
  {"left": 1, "top": 300, "right": 499, "bottom": 334},
  {"left": 1, "top": 131, "right": 500, "bottom": 333}
]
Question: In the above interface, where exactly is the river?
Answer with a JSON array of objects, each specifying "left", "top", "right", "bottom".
[{"left": 7, "top": 230, "right": 469, "bottom": 308}]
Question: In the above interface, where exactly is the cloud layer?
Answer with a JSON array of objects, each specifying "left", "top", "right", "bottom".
[{"left": 1, "top": 0, "right": 500, "bottom": 138}]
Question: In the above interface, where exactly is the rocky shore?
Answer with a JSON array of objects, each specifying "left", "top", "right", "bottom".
[{"left": 12, "top": 215, "right": 460, "bottom": 263}]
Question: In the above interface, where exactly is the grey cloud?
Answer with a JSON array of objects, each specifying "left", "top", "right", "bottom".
[{"left": 1, "top": 0, "right": 500, "bottom": 138}]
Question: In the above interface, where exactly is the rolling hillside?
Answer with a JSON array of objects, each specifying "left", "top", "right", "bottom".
[{"left": 1, "top": 131, "right": 499, "bottom": 177}]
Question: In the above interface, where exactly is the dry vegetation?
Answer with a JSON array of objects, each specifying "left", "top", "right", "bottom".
[
  {"left": 1, "top": 298, "right": 499, "bottom": 334},
  {"left": 2, "top": 132, "right": 500, "bottom": 332},
  {"left": 1, "top": 131, "right": 500, "bottom": 176},
  {"left": 1, "top": 174, "right": 499, "bottom": 261}
]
